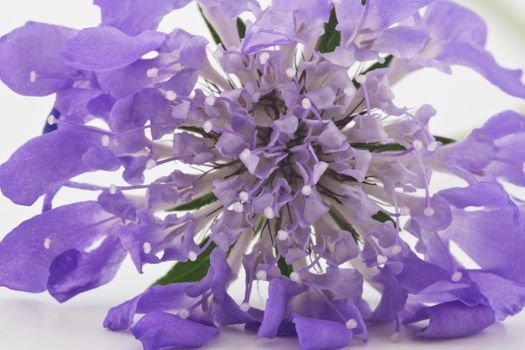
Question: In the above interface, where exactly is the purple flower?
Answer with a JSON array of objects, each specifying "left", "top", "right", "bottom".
[{"left": 1, "top": 1, "right": 525, "bottom": 349}]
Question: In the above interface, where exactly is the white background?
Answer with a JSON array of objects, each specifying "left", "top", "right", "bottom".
[{"left": 1, "top": 1, "right": 525, "bottom": 349}]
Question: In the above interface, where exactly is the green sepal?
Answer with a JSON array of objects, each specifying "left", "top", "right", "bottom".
[
  {"left": 278, "top": 256, "right": 294, "bottom": 277},
  {"left": 237, "top": 18, "right": 246, "bottom": 39},
  {"left": 372, "top": 211, "right": 396, "bottom": 226},
  {"left": 316, "top": 8, "right": 341, "bottom": 54},
  {"left": 154, "top": 240, "right": 217, "bottom": 286},
  {"left": 352, "top": 142, "right": 406, "bottom": 153},
  {"left": 169, "top": 193, "right": 218, "bottom": 212},
  {"left": 434, "top": 135, "right": 456, "bottom": 145}
]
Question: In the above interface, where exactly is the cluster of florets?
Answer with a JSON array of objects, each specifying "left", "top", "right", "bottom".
[{"left": 1, "top": 1, "right": 525, "bottom": 350}]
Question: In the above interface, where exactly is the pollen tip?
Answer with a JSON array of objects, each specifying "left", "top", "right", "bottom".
[
  {"left": 240, "top": 302, "right": 251, "bottom": 312},
  {"left": 301, "top": 98, "right": 312, "bottom": 110},
  {"left": 203, "top": 120, "right": 213, "bottom": 133},
  {"left": 256, "top": 270, "right": 268, "bottom": 281},
  {"left": 356, "top": 75, "right": 367, "bottom": 84},
  {"left": 376, "top": 255, "right": 388, "bottom": 265},
  {"left": 205, "top": 96, "right": 216, "bottom": 106},
  {"left": 290, "top": 272, "right": 301, "bottom": 282},
  {"left": 145, "top": 159, "right": 157, "bottom": 170},
  {"left": 44, "top": 237, "right": 51, "bottom": 250},
  {"left": 413, "top": 140, "right": 424, "bottom": 151},
  {"left": 143, "top": 242, "right": 152, "bottom": 254},
  {"left": 146, "top": 67, "right": 159, "bottom": 78},
  {"left": 29, "top": 70, "right": 37, "bottom": 83},
  {"left": 109, "top": 184, "right": 117, "bottom": 195},
  {"left": 301, "top": 185, "right": 313, "bottom": 196},
  {"left": 427, "top": 141, "right": 439, "bottom": 152},
  {"left": 345, "top": 319, "right": 358, "bottom": 330},
  {"left": 47, "top": 115, "right": 56, "bottom": 125},
  {"left": 264, "top": 207, "right": 275, "bottom": 219},
  {"left": 259, "top": 52, "right": 270, "bottom": 65},
  {"left": 391, "top": 245, "right": 402, "bottom": 255},
  {"left": 188, "top": 251, "right": 198, "bottom": 262},
  {"left": 165, "top": 90, "right": 177, "bottom": 101},
  {"left": 178, "top": 308, "right": 190, "bottom": 319},
  {"left": 423, "top": 207, "right": 435, "bottom": 217},
  {"left": 232, "top": 202, "right": 244, "bottom": 213},
  {"left": 277, "top": 230, "right": 289, "bottom": 241},
  {"left": 239, "top": 191, "right": 249, "bottom": 203},
  {"left": 451, "top": 271, "right": 463, "bottom": 282},
  {"left": 285, "top": 67, "right": 296, "bottom": 78}
]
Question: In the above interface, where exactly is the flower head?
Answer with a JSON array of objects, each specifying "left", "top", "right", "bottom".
[{"left": 1, "top": 1, "right": 525, "bottom": 349}]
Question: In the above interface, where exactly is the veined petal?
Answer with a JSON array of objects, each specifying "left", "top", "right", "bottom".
[
  {"left": 0, "top": 22, "right": 79, "bottom": 96},
  {"left": 0, "top": 202, "right": 114, "bottom": 293},
  {"left": 293, "top": 314, "right": 353, "bottom": 350},
  {"left": 63, "top": 27, "right": 166, "bottom": 71},
  {"left": 131, "top": 311, "right": 219, "bottom": 350}
]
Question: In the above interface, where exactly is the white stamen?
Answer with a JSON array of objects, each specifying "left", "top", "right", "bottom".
[
  {"left": 301, "top": 185, "right": 313, "bottom": 196},
  {"left": 47, "top": 115, "right": 56, "bottom": 125},
  {"left": 109, "top": 184, "right": 117, "bottom": 195},
  {"left": 101, "top": 135, "right": 111, "bottom": 147},
  {"left": 146, "top": 67, "right": 159, "bottom": 78},
  {"left": 264, "top": 207, "right": 275, "bottom": 219},
  {"left": 256, "top": 270, "right": 268, "bottom": 281},
  {"left": 178, "top": 308, "right": 190, "bottom": 319},
  {"left": 356, "top": 75, "right": 367, "bottom": 84},
  {"left": 290, "top": 272, "right": 301, "bottom": 282},
  {"left": 277, "top": 230, "right": 289, "bottom": 241},
  {"left": 29, "top": 70, "right": 37, "bottom": 83},
  {"left": 423, "top": 206, "right": 435, "bottom": 217},
  {"left": 143, "top": 242, "right": 152, "bottom": 254},
  {"left": 345, "top": 319, "right": 358, "bottom": 330},
  {"left": 427, "top": 141, "right": 439, "bottom": 152},
  {"left": 413, "top": 140, "right": 424, "bottom": 151},
  {"left": 44, "top": 237, "right": 51, "bottom": 250},
  {"left": 252, "top": 93, "right": 261, "bottom": 103},
  {"left": 391, "top": 245, "right": 402, "bottom": 255},
  {"left": 390, "top": 332, "right": 401, "bottom": 343},
  {"left": 240, "top": 302, "right": 250, "bottom": 312},
  {"left": 232, "top": 202, "right": 244, "bottom": 213},
  {"left": 285, "top": 68, "right": 296, "bottom": 78},
  {"left": 203, "top": 120, "right": 213, "bottom": 133},
  {"left": 377, "top": 57, "right": 386, "bottom": 64},
  {"left": 344, "top": 87, "right": 354, "bottom": 96},
  {"left": 377, "top": 255, "right": 388, "bottom": 265},
  {"left": 399, "top": 207, "right": 411, "bottom": 216},
  {"left": 451, "top": 271, "right": 463, "bottom": 282},
  {"left": 239, "top": 191, "right": 249, "bottom": 203},
  {"left": 188, "top": 251, "right": 198, "bottom": 262},
  {"left": 301, "top": 98, "right": 312, "bottom": 110},
  {"left": 141, "top": 51, "right": 159, "bottom": 59},
  {"left": 164, "top": 90, "right": 177, "bottom": 101},
  {"left": 259, "top": 52, "right": 270, "bottom": 65},
  {"left": 205, "top": 96, "right": 216, "bottom": 106}
]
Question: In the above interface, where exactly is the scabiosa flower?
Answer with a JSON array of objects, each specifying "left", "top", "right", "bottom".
[{"left": 1, "top": 1, "right": 525, "bottom": 349}]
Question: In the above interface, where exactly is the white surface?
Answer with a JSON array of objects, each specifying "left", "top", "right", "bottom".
[{"left": 1, "top": 1, "right": 525, "bottom": 349}]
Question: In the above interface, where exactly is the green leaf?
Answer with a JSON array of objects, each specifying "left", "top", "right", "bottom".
[
  {"left": 237, "top": 18, "right": 246, "bottom": 39},
  {"left": 278, "top": 256, "right": 294, "bottom": 277},
  {"left": 434, "top": 135, "right": 456, "bottom": 145},
  {"left": 372, "top": 211, "right": 396, "bottom": 226},
  {"left": 329, "top": 209, "right": 360, "bottom": 243},
  {"left": 154, "top": 241, "right": 217, "bottom": 286},
  {"left": 169, "top": 193, "right": 218, "bottom": 212},
  {"left": 316, "top": 8, "right": 341, "bottom": 54},
  {"left": 352, "top": 142, "right": 406, "bottom": 153},
  {"left": 362, "top": 55, "right": 394, "bottom": 75},
  {"left": 198, "top": 5, "right": 222, "bottom": 46}
]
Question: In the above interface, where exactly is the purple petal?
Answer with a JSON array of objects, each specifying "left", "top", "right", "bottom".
[
  {"left": 258, "top": 279, "right": 306, "bottom": 339},
  {"left": 131, "top": 311, "right": 219, "bottom": 350},
  {"left": 0, "top": 22, "right": 79, "bottom": 96},
  {"left": 94, "top": 0, "right": 192, "bottom": 36},
  {"left": 374, "top": 26, "right": 429, "bottom": 59},
  {"left": 0, "top": 202, "right": 113, "bottom": 292},
  {"left": 47, "top": 235, "right": 126, "bottom": 302},
  {"left": 0, "top": 129, "right": 102, "bottom": 206},
  {"left": 63, "top": 27, "right": 166, "bottom": 71},
  {"left": 410, "top": 301, "right": 495, "bottom": 338},
  {"left": 293, "top": 314, "right": 353, "bottom": 350}
]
